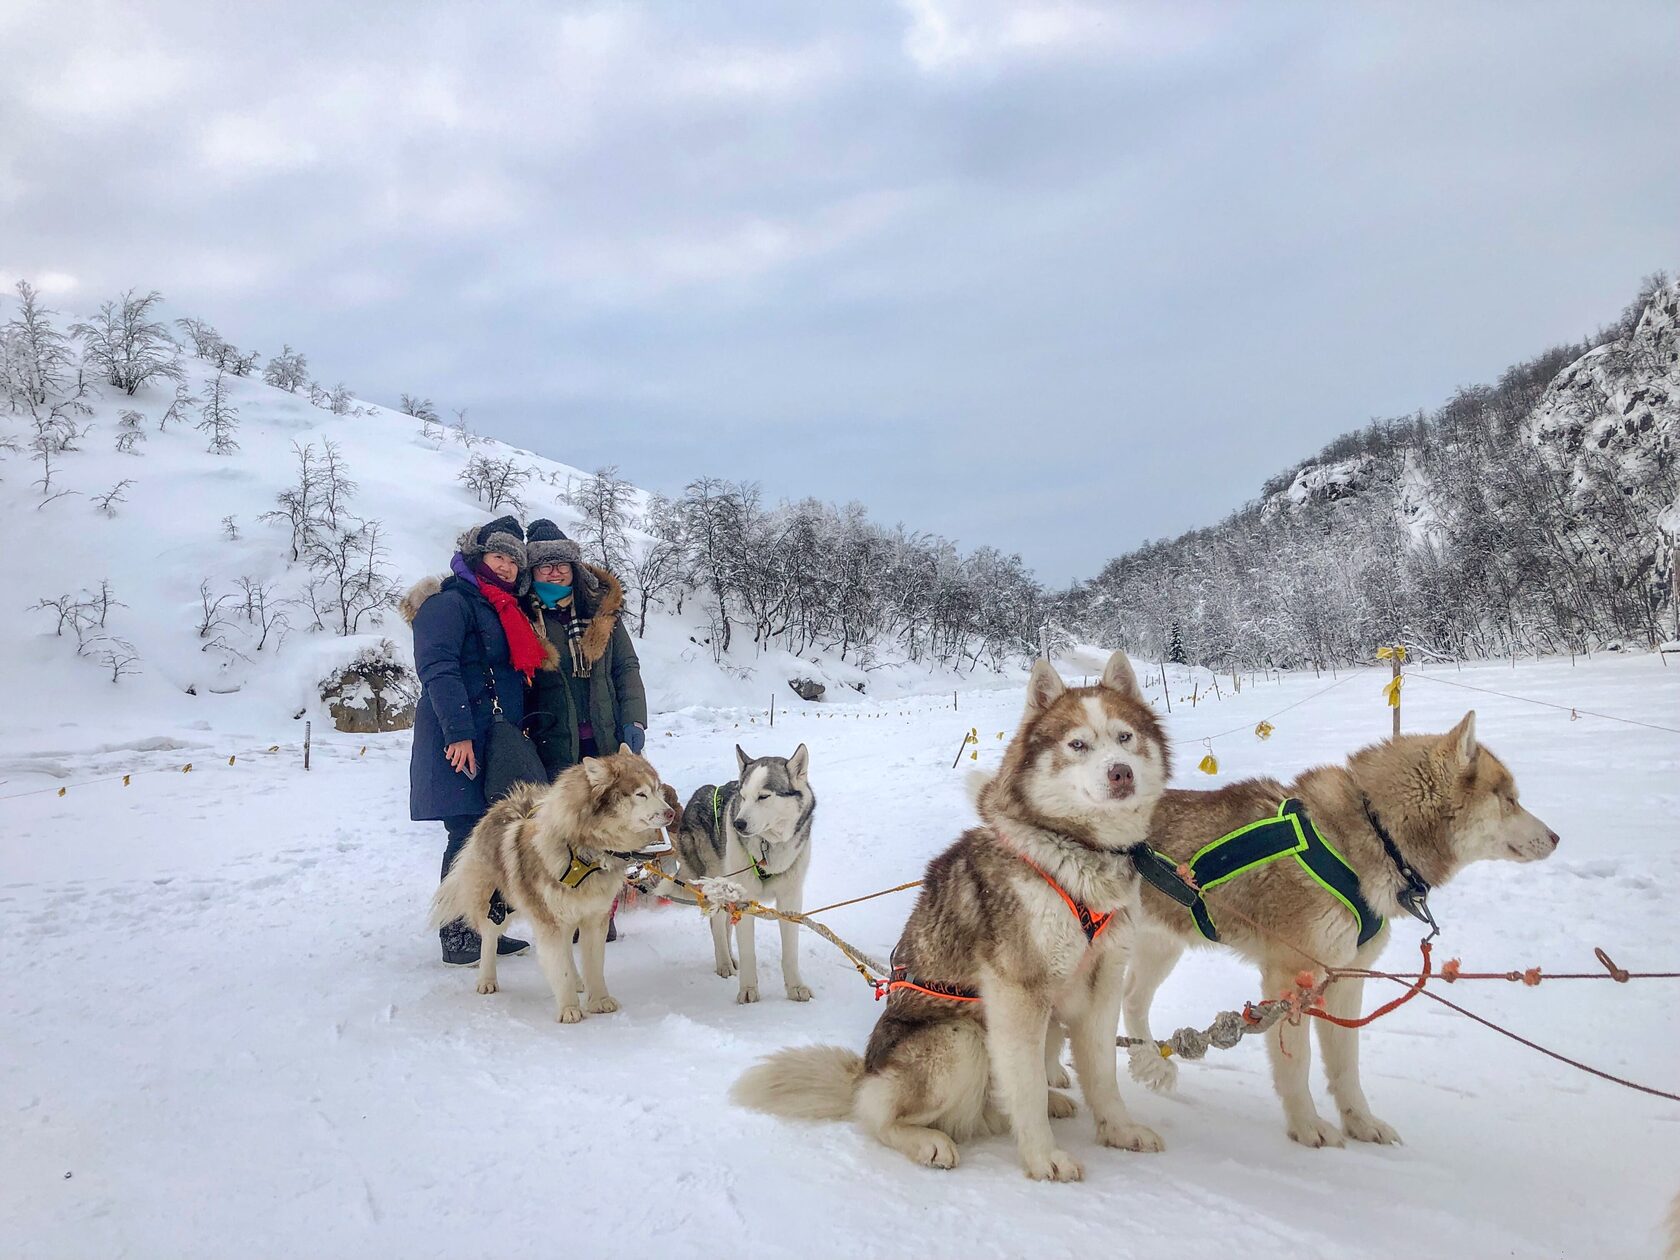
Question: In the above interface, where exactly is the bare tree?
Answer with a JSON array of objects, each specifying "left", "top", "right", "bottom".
[
  {"left": 221, "top": 514, "right": 241, "bottom": 540},
  {"left": 327, "top": 382, "right": 355, "bottom": 415},
  {"left": 73, "top": 290, "right": 182, "bottom": 395},
  {"left": 222, "top": 346, "right": 261, "bottom": 377},
  {"left": 90, "top": 579, "right": 125, "bottom": 627},
  {"left": 197, "top": 368, "right": 239, "bottom": 454},
  {"left": 261, "top": 441, "right": 321, "bottom": 561},
  {"left": 175, "top": 318, "right": 225, "bottom": 359},
  {"left": 96, "top": 637, "right": 141, "bottom": 683},
  {"left": 30, "top": 433, "right": 78, "bottom": 507},
  {"left": 236, "top": 576, "right": 290, "bottom": 650},
  {"left": 196, "top": 580, "right": 236, "bottom": 639},
  {"left": 2, "top": 280, "right": 76, "bottom": 407},
  {"left": 30, "top": 593, "right": 89, "bottom": 636},
  {"left": 115, "top": 409, "right": 147, "bottom": 453},
  {"left": 626, "top": 526, "right": 684, "bottom": 637},
  {"left": 92, "top": 479, "right": 135, "bottom": 518},
  {"left": 318, "top": 438, "right": 356, "bottom": 528},
  {"left": 459, "top": 454, "right": 528, "bottom": 510},
  {"left": 570, "top": 465, "right": 635, "bottom": 573},
  {"left": 400, "top": 393, "right": 439, "bottom": 424},
  {"left": 160, "top": 380, "right": 195, "bottom": 431},
  {"left": 450, "top": 407, "right": 482, "bottom": 448},
  {"left": 306, "top": 380, "right": 330, "bottom": 408},
  {"left": 304, "top": 516, "right": 397, "bottom": 635},
  {"left": 263, "top": 344, "right": 309, "bottom": 392}
]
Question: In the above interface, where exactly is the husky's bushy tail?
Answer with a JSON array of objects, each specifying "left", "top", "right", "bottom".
[
  {"left": 426, "top": 786, "right": 540, "bottom": 931},
  {"left": 731, "top": 1045, "right": 865, "bottom": 1121},
  {"left": 429, "top": 850, "right": 498, "bottom": 933}
]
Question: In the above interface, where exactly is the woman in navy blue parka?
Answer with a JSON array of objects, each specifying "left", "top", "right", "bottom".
[{"left": 402, "top": 516, "right": 555, "bottom": 964}]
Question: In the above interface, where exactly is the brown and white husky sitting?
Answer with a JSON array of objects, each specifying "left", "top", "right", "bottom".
[
  {"left": 1122, "top": 711, "right": 1559, "bottom": 1147},
  {"left": 430, "top": 747, "right": 676, "bottom": 1023},
  {"left": 733, "top": 652, "right": 1169, "bottom": 1181}
]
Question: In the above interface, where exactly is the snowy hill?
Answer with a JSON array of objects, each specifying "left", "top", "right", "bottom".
[{"left": 0, "top": 296, "right": 1032, "bottom": 761}]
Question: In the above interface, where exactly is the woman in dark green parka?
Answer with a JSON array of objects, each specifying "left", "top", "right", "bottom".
[{"left": 521, "top": 519, "right": 649, "bottom": 775}]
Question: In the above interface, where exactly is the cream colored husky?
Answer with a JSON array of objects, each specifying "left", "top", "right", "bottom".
[
  {"left": 1122, "top": 712, "right": 1559, "bottom": 1146},
  {"left": 430, "top": 748, "right": 676, "bottom": 1023}
]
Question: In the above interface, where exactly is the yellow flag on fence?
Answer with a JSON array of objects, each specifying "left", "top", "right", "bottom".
[
  {"left": 228, "top": 756, "right": 236, "bottom": 766},
  {"left": 122, "top": 775, "right": 131, "bottom": 787},
  {"left": 181, "top": 763, "right": 193, "bottom": 773},
  {"left": 1197, "top": 752, "right": 1219, "bottom": 775},
  {"left": 1383, "top": 676, "right": 1403, "bottom": 708},
  {"left": 1377, "top": 644, "right": 1409, "bottom": 663},
  {"left": 57, "top": 786, "right": 66, "bottom": 797},
  {"left": 1255, "top": 721, "right": 1275, "bottom": 740}
]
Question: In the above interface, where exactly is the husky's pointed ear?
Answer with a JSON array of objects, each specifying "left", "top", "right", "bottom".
[
  {"left": 1446, "top": 711, "right": 1478, "bottom": 766},
  {"left": 1026, "top": 658, "right": 1066, "bottom": 716},
  {"left": 787, "top": 743, "right": 809, "bottom": 782},
  {"left": 582, "top": 756, "right": 611, "bottom": 794},
  {"left": 617, "top": 741, "right": 634, "bottom": 757},
  {"left": 1098, "top": 650, "right": 1141, "bottom": 700},
  {"left": 735, "top": 744, "right": 751, "bottom": 776}
]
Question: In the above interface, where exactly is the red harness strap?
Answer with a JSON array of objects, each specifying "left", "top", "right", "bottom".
[
  {"left": 875, "top": 843, "right": 1117, "bottom": 1003},
  {"left": 1014, "top": 852, "right": 1116, "bottom": 943}
]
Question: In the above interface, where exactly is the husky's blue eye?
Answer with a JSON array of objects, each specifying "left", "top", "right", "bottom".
[
  {"left": 1116, "top": 731, "right": 1134, "bottom": 744},
  {"left": 1068, "top": 739, "right": 1088, "bottom": 752}
]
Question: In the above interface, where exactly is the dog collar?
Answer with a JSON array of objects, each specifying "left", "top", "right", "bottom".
[{"left": 1362, "top": 796, "right": 1439, "bottom": 940}]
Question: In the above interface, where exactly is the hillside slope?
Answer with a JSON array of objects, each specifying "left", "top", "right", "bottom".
[{"left": 0, "top": 344, "right": 1015, "bottom": 761}]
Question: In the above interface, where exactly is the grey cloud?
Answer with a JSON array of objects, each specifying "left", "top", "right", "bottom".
[{"left": 2, "top": 0, "right": 1677, "bottom": 580}]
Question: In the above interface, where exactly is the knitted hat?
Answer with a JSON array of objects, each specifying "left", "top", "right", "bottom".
[
  {"left": 458, "top": 515, "right": 527, "bottom": 567},
  {"left": 526, "top": 519, "right": 599, "bottom": 592}
]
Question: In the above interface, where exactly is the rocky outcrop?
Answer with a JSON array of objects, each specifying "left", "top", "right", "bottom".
[
  {"left": 320, "top": 640, "right": 418, "bottom": 733},
  {"left": 787, "top": 677, "right": 826, "bottom": 701}
]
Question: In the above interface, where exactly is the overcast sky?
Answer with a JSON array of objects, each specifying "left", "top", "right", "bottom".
[{"left": 4, "top": 1, "right": 1677, "bottom": 582}]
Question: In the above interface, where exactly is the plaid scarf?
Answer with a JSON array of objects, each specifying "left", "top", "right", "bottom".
[{"left": 542, "top": 599, "right": 591, "bottom": 678}]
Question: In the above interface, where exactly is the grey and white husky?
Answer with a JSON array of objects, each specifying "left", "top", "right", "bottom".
[
  {"left": 733, "top": 654, "right": 1170, "bottom": 1180},
  {"left": 672, "top": 744, "right": 817, "bottom": 1004}
]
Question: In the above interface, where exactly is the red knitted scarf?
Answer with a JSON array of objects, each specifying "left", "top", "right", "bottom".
[{"left": 476, "top": 578, "right": 546, "bottom": 681}]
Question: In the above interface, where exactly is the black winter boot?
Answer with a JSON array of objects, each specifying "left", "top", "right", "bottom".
[{"left": 440, "top": 920, "right": 529, "bottom": 965}]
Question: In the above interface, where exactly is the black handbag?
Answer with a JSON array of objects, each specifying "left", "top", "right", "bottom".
[{"left": 471, "top": 621, "right": 549, "bottom": 803}]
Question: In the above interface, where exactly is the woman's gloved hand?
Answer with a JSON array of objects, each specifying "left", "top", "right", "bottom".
[{"left": 621, "top": 722, "right": 647, "bottom": 754}]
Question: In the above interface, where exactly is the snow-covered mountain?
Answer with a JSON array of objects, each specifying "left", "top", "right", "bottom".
[{"left": 1069, "top": 273, "right": 1680, "bottom": 665}]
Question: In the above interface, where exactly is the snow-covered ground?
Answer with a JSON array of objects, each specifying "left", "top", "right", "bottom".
[{"left": 3, "top": 651, "right": 1677, "bottom": 1258}]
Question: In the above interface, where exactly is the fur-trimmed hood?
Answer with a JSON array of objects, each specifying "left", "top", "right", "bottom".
[
  {"left": 400, "top": 575, "right": 444, "bottom": 625},
  {"left": 526, "top": 563, "right": 625, "bottom": 670}
]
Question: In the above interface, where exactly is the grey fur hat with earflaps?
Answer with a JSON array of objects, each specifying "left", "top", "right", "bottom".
[
  {"left": 526, "top": 519, "right": 598, "bottom": 592},
  {"left": 456, "top": 515, "right": 527, "bottom": 568}
]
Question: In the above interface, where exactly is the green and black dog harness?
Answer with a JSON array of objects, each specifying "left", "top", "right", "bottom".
[{"left": 1130, "top": 798, "right": 1384, "bottom": 946}]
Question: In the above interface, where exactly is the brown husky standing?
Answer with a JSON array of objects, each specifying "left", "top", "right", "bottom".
[
  {"left": 430, "top": 747, "right": 676, "bottom": 1023},
  {"left": 733, "top": 652, "right": 1169, "bottom": 1181},
  {"left": 1122, "top": 711, "right": 1559, "bottom": 1146}
]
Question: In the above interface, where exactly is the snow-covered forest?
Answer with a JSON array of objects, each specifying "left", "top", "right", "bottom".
[{"left": 1056, "top": 272, "right": 1680, "bottom": 668}]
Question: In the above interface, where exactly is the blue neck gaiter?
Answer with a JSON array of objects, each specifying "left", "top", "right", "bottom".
[{"left": 533, "top": 581, "right": 573, "bottom": 608}]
